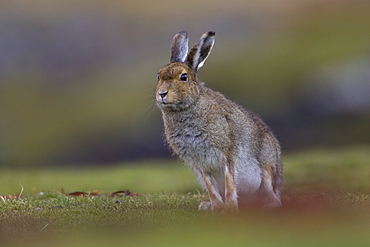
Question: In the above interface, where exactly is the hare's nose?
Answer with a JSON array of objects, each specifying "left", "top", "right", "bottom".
[{"left": 159, "top": 91, "right": 168, "bottom": 99}]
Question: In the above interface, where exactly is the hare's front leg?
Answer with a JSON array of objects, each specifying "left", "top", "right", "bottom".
[
  {"left": 224, "top": 165, "right": 239, "bottom": 212},
  {"left": 199, "top": 172, "right": 224, "bottom": 211}
]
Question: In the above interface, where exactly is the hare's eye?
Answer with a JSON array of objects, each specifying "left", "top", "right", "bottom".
[
  {"left": 180, "top": 73, "right": 188, "bottom": 82},
  {"left": 157, "top": 74, "right": 160, "bottom": 80}
]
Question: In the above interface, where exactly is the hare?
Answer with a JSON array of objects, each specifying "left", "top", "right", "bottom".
[{"left": 155, "top": 30, "right": 283, "bottom": 212}]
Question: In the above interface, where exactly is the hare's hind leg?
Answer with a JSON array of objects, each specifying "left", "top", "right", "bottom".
[{"left": 261, "top": 167, "right": 282, "bottom": 208}]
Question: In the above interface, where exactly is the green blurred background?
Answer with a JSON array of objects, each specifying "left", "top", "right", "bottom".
[{"left": 0, "top": 0, "right": 369, "bottom": 167}]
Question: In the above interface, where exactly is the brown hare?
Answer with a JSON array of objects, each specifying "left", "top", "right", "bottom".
[{"left": 155, "top": 30, "right": 283, "bottom": 212}]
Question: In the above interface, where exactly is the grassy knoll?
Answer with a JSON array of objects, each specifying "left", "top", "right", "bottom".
[{"left": 1, "top": 146, "right": 370, "bottom": 247}]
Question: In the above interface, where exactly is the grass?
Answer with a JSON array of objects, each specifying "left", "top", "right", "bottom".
[
  {"left": 0, "top": 160, "right": 199, "bottom": 196},
  {"left": 1, "top": 146, "right": 370, "bottom": 247}
]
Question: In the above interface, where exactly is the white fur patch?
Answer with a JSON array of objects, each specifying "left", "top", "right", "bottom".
[{"left": 235, "top": 155, "right": 262, "bottom": 195}]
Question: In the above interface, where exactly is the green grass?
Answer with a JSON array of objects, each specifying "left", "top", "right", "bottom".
[
  {"left": 1, "top": 146, "right": 370, "bottom": 247},
  {"left": 0, "top": 159, "right": 199, "bottom": 196}
]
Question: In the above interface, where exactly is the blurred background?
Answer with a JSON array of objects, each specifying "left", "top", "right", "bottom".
[{"left": 0, "top": 0, "right": 369, "bottom": 167}]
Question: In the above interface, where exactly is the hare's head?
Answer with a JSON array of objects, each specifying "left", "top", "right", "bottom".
[{"left": 156, "top": 31, "right": 215, "bottom": 111}]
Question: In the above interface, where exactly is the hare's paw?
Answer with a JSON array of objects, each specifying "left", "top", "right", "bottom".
[
  {"left": 198, "top": 201, "right": 212, "bottom": 211},
  {"left": 198, "top": 201, "right": 225, "bottom": 212}
]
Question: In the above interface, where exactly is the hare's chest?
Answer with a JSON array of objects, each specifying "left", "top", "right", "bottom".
[
  {"left": 164, "top": 120, "right": 226, "bottom": 171},
  {"left": 166, "top": 123, "right": 208, "bottom": 153}
]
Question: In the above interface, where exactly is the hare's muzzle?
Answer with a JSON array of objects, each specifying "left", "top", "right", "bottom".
[
  {"left": 157, "top": 90, "right": 168, "bottom": 104},
  {"left": 159, "top": 90, "right": 168, "bottom": 99}
]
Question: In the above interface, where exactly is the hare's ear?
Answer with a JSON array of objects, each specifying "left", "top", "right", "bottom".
[
  {"left": 186, "top": 31, "right": 215, "bottom": 71},
  {"left": 170, "top": 30, "right": 189, "bottom": 63}
]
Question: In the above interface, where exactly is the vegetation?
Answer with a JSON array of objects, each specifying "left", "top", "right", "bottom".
[{"left": 1, "top": 146, "right": 369, "bottom": 247}]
